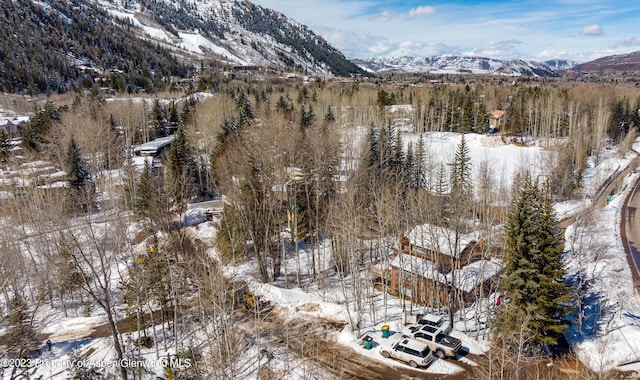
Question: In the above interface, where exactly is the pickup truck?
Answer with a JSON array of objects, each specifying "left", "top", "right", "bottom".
[
  {"left": 378, "top": 338, "right": 434, "bottom": 368},
  {"left": 401, "top": 324, "right": 462, "bottom": 359},
  {"left": 415, "top": 313, "right": 452, "bottom": 334}
]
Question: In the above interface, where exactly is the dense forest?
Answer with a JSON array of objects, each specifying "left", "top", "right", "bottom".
[{"left": 0, "top": 0, "right": 192, "bottom": 94}]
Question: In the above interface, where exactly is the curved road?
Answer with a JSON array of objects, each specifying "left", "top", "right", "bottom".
[
  {"left": 559, "top": 155, "right": 640, "bottom": 293},
  {"left": 621, "top": 178, "right": 640, "bottom": 293}
]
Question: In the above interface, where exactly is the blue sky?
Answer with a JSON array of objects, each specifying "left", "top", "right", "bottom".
[{"left": 250, "top": 0, "right": 640, "bottom": 62}]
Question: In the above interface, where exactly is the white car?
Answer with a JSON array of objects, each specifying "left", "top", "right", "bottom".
[{"left": 379, "top": 338, "right": 434, "bottom": 368}]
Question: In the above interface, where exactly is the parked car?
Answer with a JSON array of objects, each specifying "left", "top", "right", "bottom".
[
  {"left": 416, "top": 314, "right": 447, "bottom": 329},
  {"left": 401, "top": 324, "right": 462, "bottom": 359},
  {"left": 379, "top": 338, "right": 434, "bottom": 368}
]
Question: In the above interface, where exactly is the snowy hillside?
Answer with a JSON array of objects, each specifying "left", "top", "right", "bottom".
[
  {"left": 354, "top": 54, "right": 560, "bottom": 77},
  {"left": 543, "top": 59, "right": 579, "bottom": 71},
  {"left": 95, "top": 0, "right": 364, "bottom": 76}
]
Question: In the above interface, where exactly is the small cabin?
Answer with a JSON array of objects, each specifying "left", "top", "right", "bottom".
[{"left": 132, "top": 135, "right": 175, "bottom": 175}]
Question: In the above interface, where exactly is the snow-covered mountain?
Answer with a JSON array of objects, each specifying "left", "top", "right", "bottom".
[
  {"left": 543, "top": 59, "right": 578, "bottom": 71},
  {"left": 353, "top": 55, "right": 560, "bottom": 77},
  {"left": 0, "top": 0, "right": 369, "bottom": 93},
  {"left": 94, "top": 0, "right": 364, "bottom": 76}
]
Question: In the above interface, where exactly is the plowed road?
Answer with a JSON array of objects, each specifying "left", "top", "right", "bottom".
[{"left": 621, "top": 177, "right": 640, "bottom": 292}]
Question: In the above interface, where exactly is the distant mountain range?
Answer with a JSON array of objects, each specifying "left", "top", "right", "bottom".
[
  {"left": 353, "top": 51, "right": 640, "bottom": 76},
  {"left": 542, "top": 59, "right": 579, "bottom": 71},
  {"left": 1, "top": 0, "right": 640, "bottom": 95},
  {"left": 352, "top": 55, "right": 561, "bottom": 77},
  {"left": 573, "top": 51, "right": 640, "bottom": 72}
]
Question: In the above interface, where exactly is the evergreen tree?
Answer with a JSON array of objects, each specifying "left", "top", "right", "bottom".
[
  {"left": 460, "top": 95, "right": 475, "bottom": 132},
  {"left": 6, "top": 294, "right": 38, "bottom": 358},
  {"left": 378, "top": 124, "right": 396, "bottom": 177},
  {"left": 151, "top": 99, "right": 169, "bottom": 139},
  {"left": 105, "top": 113, "right": 124, "bottom": 170},
  {"left": 392, "top": 126, "right": 404, "bottom": 176},
  {"left": 180, "top": 97, "right": 197, "bottom": 126},
  {"left": 434, "top": 162, "right": 449, "bottom": 196},
  {"left": 65, "top": 136, "right": 94, "bottom": 211},
  {"left": 299, "top": 104, "right": 315, "bottom": 131},
  {"left": 121, "top": 156, "right": 138, "bottom": 211},
  {"left": 609, "top": 98, "right": 632, "bottom": 141},
  {"left": 414, "top": 135, "right": 426, "bottom": 189},
  {"left": 167, "top": 101, "right": 180, "bottom": 132},
  {"left": 476, "top": 102, "right": 490, "bottom": 133},
  {"left": 216, "top": 204, "right": 247, "bottom": 263},
  {"left": 450, "top": 134, "right": 472, "bottom": 199},
  {"left": 166, "top": 126, "right": 196, "bottom": 205},
  {"left": 362, "top": 125, "right": 380, "bottom": 173},
  {"left": 376, "top": 89, "right": 394, "bottom": 111},
  {"left": 21, "top": 102, "right": 60, "bottom": 153},
  {"left": 0, "top": 129, "right": 10, "bottom": 163},
  {"left": 66, "top": 136, "right": 89, "bottom": 188},
  {"left": 404, "top": 141, "right": 415, "bottom": 189},
  {"left": 134, "top": 159, "right": 153, "bottom": 215},
  {"left": 276, "top": 95, "right": 292, "bottom": 116},
  {"left": 123, "top": 242, "right": 172, "bottom": 327},
  {"left": 495, "top": 173, "right": 574, "bottom": 350},
  {"left": 297, "top": 86, "right": 309, "bottom": 104},
  {"left": 235, "top": 91, "right": 254, "bottom": 127},
  {"left": 324, "top": 106, "right": 336, "bottom": 124}
]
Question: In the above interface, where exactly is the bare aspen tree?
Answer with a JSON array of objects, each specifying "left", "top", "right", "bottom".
[
  {"left": 326, "top": 175, "right": 369, "bottom": 331},
  {"left": 593, "top": 98, "right": 610, "bottom": 166},
  {"left": 219, "top": 126, "right": 286, "bottom": 283},
  {"left": 57, "top": 214, "right": 131, "bottom": 380},
  {"left": 618, "top": 126, "right": 637, "bottom": 158},
  {"left": 295, "top": 120, "right": 342, "bottom": 287},
  {"left": 370, "top": 182, "right": 406, "bottom": 322}
]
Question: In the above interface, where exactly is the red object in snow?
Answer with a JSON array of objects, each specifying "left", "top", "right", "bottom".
[{"left": 496, "top": 295, "right": 501, "bottom": 306}]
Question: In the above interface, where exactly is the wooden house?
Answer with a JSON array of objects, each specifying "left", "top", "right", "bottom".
[
  {"left": 381, "top": 224, "right": 502, "bottom": 308},
  {"left": 489, "top": 110, "right": 505, "bottom": 133}
]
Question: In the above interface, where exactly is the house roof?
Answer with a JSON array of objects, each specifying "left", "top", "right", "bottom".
[
  {"left": 385, "top": 104, "right": 413, "bottom": 113},
  {"left": 391, "top": 252, "right": 503, "bottom": 293},
  {"left": 491, "top": 110, "right": 505, "bottom": 119},
  {"left": 133, "top": 134, "right": 175, "bottom": 155},
  {"left": 446, "top": 258, "right": 503, "bottom": 293},
  {"left": 390, "top": 253, "right": 447, "bottom": 283},
  {"left": 406, "top": 224, "right": 478, "bottom": 257}
]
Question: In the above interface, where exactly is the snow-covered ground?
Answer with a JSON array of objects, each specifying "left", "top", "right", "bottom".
[
  {"left": 11, "top": 132, "right": 640, "bottom": 379},
  {"left": 563, "top": 156, "right": 640, "bottom": 373}
]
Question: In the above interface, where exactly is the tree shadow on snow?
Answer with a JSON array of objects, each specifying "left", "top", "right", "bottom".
[
  {"left": 565, "top": 271, "right": 623, "bottom": 346},
  {"left": 40, "top": 338, "right": 93, "bottom": 357}
]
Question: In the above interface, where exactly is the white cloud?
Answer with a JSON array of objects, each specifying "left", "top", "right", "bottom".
[
  {"left": 612, "top": 35, "right": 640, "bottom": 48},
  {"left": 408, "top": 5, "right": 436, "bottom": 18},
  {"left": 251, "top": 0, "right": 637, "bottom": 61},
  {"left": 535, "top": 50, "right": 569, "bottom": 60},
  {"left": 370, "top": 10, "right": 394, "bottom": 22},
  {"left": 471, "top": 40, "right": 523, "bottom": 59},
  {"left": 580, "top": 24, "right": 603, "bottom": 36},
  {"left": 380, "top": 40, "right": 458, "bottom": 58}
]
